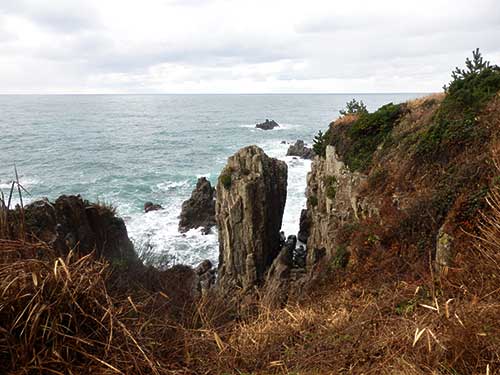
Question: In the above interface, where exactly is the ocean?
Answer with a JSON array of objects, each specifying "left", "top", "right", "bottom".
[{"left": 0, "top": 93, "right": 423, "bottom": 266}]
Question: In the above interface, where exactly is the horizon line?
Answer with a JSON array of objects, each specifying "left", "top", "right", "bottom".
[{"left": 0, "top": 91, "right": 434, "bottom": 96}]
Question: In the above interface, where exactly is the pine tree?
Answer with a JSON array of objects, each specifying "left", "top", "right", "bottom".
[
  {"left": 339, "top": 99, "right": 368, "bottom": 116},
  {"left": 313, "top": 130, "right": 326, "bottom": 157}
]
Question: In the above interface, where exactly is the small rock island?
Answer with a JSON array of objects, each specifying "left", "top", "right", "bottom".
[{"left": 255, "top": 119, "right": 279, "bottom": 130}]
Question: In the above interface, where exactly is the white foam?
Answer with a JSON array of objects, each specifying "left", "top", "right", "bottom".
[
  {"left": 239, "top": 123, "right": 302, "bottom": 131},
  {"left": 124, "top": 141, "right": 311, "bottom": 268},
  {"left": 126, "top": 184, "right": 219, "bottom": 267},
  {"left": 155, "top": 180, "right": 190, "bottom": 192},
  {"left": 259, "top": 140, "right": 312, "bottom": 239}
]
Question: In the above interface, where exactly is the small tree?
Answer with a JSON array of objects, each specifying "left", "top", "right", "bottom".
[
  {"left": 444, "top": 48, "right": 497, "bottom": 92},
  {"left": 339, "top": 99, "right": 368, "bottom": 116},
  {"left": 313, "top": 130, "right": 327, "bottom": 158}
]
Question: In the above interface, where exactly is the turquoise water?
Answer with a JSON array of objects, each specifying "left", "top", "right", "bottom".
[{"left": 0, "top": 93, "right": 423, "bottom": 265}]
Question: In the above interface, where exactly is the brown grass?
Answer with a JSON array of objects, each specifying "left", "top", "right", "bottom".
[{"left": 0, "top": 150, "right": 499, "bottom": 374}]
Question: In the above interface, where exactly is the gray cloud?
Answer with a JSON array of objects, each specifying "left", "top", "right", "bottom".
[
  {"left": 0, "top": 0, "right": 101, "bottom": 33},
  {"left": 0, "top": 0, "right": 499, "bottom": 93}
]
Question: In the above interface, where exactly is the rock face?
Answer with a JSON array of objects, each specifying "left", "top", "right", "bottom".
[
  {"left": 178, "top": 177, "right": 216, "bottom": 233},
  {"left": 305, "top": 145, "right": 366, "bottom": 267},
  {"left": 255, "top": 119, "right": 280, "bottom": 130},
  {"left": 22, "top": 195, "right": 137, "bottom": 264},
  {"left": 286, "top": 140, "right": 314, "bottom": 159},
  {"left": 144, "top": 202, "right": 163, "bottom": 213},
  {"left": 297, "top": 209, "right": 310, "bottom": 243},
  {"left": 216, "top": 145, "right": 288, "bottom": 292}
]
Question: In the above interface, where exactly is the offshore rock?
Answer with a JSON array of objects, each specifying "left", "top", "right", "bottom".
[
  {"left": 144, "top": 201, "right": 163, "bottom": 213},
  {"left": 216, "top": 145, "right": 287, "bottom": 292},
  {"left": 286, "top": 140, "right": 314, "bottom": 159},
  {"left": 178, "top": 177, "right": 216, "bottom": 233},
  {"left": 255, "top": 119, "right": 280, "bottom": 130},
  {"left": 22, "top": 195, "right": 137, "bottom": 264}
]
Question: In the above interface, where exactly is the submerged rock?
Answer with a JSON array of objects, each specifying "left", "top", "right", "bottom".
[
  {"left": 286, "top": 139, "right": 314, "bottom": 159},
  {"left": 178, "top": 177, "right": 216, "bottom": 233},
  {"left": 216, "top": 145, "right": 288, "bottom": 292},
  {"left": 144, "top": 201, "right": 163, "bottom": 213},
  {"left": 255, "top": 119, "right": 280, "bottom": 130}
]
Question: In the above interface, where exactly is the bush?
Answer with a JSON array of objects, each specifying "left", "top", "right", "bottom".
[
  {"left": 324, "top": 175, "right": 338, "bottom": 200},
  {"left": 308, "top": 195, "right": 318, "bottom": 207},
  {"left": 339, "top": 99, "right": 368, "bottom": 116},
  {"left": 332, "top": 103, "right": 403, "bottom": 172},
  {"left": 331, "top": 245, "right": 349, "bottom": 268},
  {"left": 220, "top": 174, "right": 232, "bottom": 189},
  {"left": 416, "top": 49, "right": 500, "bottom": 161}
]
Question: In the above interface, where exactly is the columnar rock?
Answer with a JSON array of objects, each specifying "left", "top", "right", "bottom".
[
  {"left": 286, "top": 140, "right": 314, "bottom": 159},
  {"left": 216, "top": 145, "right": 288, "bottom": 291},
  {"left": 178, "top": 177, "right": 216, "bottom": 233}
]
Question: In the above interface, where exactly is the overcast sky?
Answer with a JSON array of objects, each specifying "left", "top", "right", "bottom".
[{"left": 0, "top": 0, "right": 499, "bottom": 94}]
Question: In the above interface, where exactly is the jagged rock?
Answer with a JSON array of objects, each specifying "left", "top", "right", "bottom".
[
  {"left": 178, "top": 177, "right": 216, "bottom": 233},
  {"left": 286, "top": 140, "right": 314, "bottom": 159},
  {"left": 216, "top": 145, "right": 288, "bottom": 292},
  {"left": 195, "top": 259, "right": 213, "bottom": 275},
  {"left": 293, "top": 244, "right": 307, "bottom": 268},
  {"left": 144, "top": 202, "right": 163, "bottom": 213},
  {"left": 195, "top": 259, "right": 216, "bottom": 294},
  {"left": 22, "top": 195, "right": 137, "bottom": 264},
  {"left": 255, "top": 119, "right": 280, "bottom": 130},
  {"left": 262, "top": 236, "right": 295, "bottom": 307},
  {"left": 298, "top": 208, "right": 310, "bottom": 243}
]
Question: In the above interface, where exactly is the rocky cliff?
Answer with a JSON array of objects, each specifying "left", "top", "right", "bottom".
[
  {"left": 9, "top": 195, "right": 138, "bottom": 265},
  {"left": 216, "top": 145, "right": 287, "bottom": 292},
  {"left": 304, "top": 91, "right": 500, "bottom": 279}
]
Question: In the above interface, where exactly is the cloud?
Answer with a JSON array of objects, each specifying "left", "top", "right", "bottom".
[
  {"left": 0, "top": 0, "right": 499, "bottom": 93},
  {"left": 0, "top": 0, "right": 101, "bottom": 33}
]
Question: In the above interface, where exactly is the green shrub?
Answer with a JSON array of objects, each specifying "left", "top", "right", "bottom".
[
  {"left": 308, "top": 195, "right": 318, "bottom": 207},
  {"left": 339, "top": 98, "right": 368, "bottom": 116},
  {"left": 220, "top": 174, "right": 232, "bottom": 189},
  {"left": 332, "top": 245, "right": 349, "bottom": 269},
  {"left": 324, "top": 175, "right": 338, "bottom": 200},
  {"left": 332, "top": 103, "right": 402, "bottom": 172},
  {"left": 416, "top": 49, "right": 500, "bottom": 161}
]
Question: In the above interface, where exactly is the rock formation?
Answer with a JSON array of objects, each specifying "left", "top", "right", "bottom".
[
  {"left": 286, "top": 140, "right": 314, "bottom": 159},
  {"left": 178, "top": 177, "right": 216, "bottom": 233},
  {"left": 297, "top": 208, "right": 310, "bottom": 243},
  {"left": 216, "top": 145, "right": 287, "bottom": 292},
  {"left": 21, "top": 195, "right": 137, "bottom": 264},
  {"left": 144, "top": 202, "right": 163, "bottom": 213},
  {"left": 305, "top": 145, "right": 366, "bottom": 266},
  {"left": 255, "top": 119, "right": 280, "bottom": 130}
]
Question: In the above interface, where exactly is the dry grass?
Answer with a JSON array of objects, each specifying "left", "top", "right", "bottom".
[
  {"left": 1, "top": 154, "right": 499, "bottom": 374},
  {"left": 0, "top": 246, "right": 184, "bottom": 374}
]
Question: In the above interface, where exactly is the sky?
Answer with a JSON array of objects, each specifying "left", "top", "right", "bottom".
[{"left": 0, "top": 0, "right": 499, "bottom": 94}]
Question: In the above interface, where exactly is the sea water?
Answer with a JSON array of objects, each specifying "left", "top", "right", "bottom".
[{"left": 0, "top": 93, "right": 422, "bottom": 266}]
